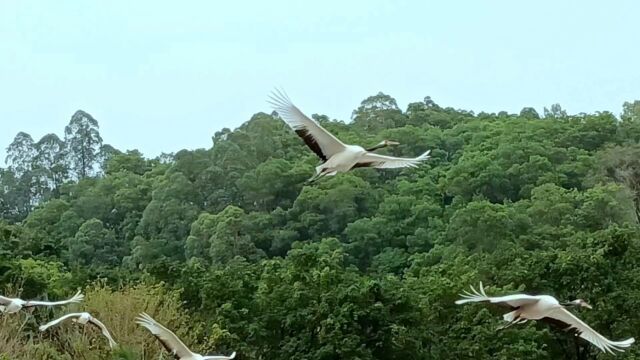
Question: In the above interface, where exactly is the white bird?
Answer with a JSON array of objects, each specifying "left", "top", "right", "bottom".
[
  {"left": 455, "top": 282, "right": 635, "bottom": 354},
  {"left": 268, "top": 89, "right": 431, "bottom": 182},
  {"left": 136, "top": 312, "right": 236, "bottom": 360},
  {"left": 39, "top": 312, "right": 117, "bottom": 349},
  {"left": 0, "top": 290, "right": 84, "bottom": 314}
]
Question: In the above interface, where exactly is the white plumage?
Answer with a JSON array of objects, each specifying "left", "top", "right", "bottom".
[
  {"left": 456, "top": 282, "right": 635, "bottom": 354},
  {"left": 0, "top": 290, "right": 84, "bottom": 314},
  {"left": 268, "top": 89, "right": 430, "bottom": 182},
  {"left": 39, "top": 312, "right": 118, "bottom": 349},
  {"left": 136, "top": 312, "right": 236, "bottom": 360}
]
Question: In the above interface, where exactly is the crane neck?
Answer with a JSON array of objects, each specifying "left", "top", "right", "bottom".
[{"left": 365, "top": 143, "right": 388, "bottom": 152}]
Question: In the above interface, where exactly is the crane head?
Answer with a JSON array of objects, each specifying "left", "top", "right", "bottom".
[{"left": 564, "top": 299, "right": 593, "bottom": 309}]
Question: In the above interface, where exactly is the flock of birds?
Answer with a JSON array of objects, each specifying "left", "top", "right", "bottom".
[
  {"left": 0, "top": 291, "right": 236, "bottom": 359},
  {"left": 0, "top": 90, "right": 635, "bottom": 357}
]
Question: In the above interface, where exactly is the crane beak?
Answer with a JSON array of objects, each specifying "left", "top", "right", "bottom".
[{"left": 385, "top": 140, "right": 400, "bottom": 146}]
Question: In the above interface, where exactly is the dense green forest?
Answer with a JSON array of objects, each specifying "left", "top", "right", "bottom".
[{"left": 2, "top": 95, "right": 640, "bottom": 359}]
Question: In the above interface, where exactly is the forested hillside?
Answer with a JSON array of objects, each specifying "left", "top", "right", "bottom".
[{"left": 2, "top": 94, "right": 640, "bottom": 359}]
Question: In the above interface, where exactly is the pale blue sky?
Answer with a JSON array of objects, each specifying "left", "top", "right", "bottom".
[{"left": 1, "top": 1, "right": 638, "bottom": 165}]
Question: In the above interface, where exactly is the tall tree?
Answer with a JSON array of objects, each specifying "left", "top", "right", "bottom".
[
  {"left": 543, "top": 103, "right": 567, "bottom": 118},
  {"left": 352, "top": 92, "right": 406, "bottom": 131},
  {"left": 519, "top": 107, "right": 541, "bottom": 119},
  {"left": 33, "top": 133, "right": 68, "bottom": 197},
  {"left": 620, "top": 100, "right": 640, "bottom": 142},
  {"left": 64, "top": 110, "right": 103, "bottom": 179},
  {"left": 5, "top": 132, "right": 36, "bottom": 178},
  {"left": 4, "top": 132, "right": 40, "bottom": 214},
  {"left": 0, "top": 168, "right": 31, "bottom": 221},
  {"left": 98, "top": 143, "right": 122, "bottom": 174},
  {"left": 622, "top": 100, "right": 640, "bottom": 122}
]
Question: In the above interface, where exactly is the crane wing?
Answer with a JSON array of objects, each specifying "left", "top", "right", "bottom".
[
  {"left": 455, "top": 282, "right": 540, "bottom": 308},
  {"left": 544, "top": 308, "right": 635, "bottom": 354},
  {"left": 24, "top": 290, "right": 84, "bottom": 308},
  {"left": 0, "top": 295, "right": 13, "bottom": 306},
  {"left": 136, "top": 312, "right": 195, "bottom": 359},
  {"left": 268, "top": 89, "right": 346, "bottom": 161},
  {"left": 487, "top": 294, "right": 542, "bottom": 308},
  {"left": 203, "top": 352, "right": 237, "bottom": 359},
  {"left": 38, "top": 312, "right": 84, "bottom": 331},
  {"left": 88, "top": 316, "right": 118, "bottom": 349},
  {"left": 353, "top": 150, "right": 431, "bottom": 170}
]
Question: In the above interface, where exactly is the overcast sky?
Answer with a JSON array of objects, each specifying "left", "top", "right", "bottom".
[{"left": 1, "top": 0, "right": 638, "bottom": 165}]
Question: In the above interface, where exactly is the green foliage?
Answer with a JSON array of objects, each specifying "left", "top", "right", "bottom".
[
  {"left": 185, "top": 205, "right": 266, "bottom": 264},
  {"left": 1, "top": 94, "right": 640, "bottom": 358},
  {"left": 1, "top": 258, "right": 73, "bottom": 298},
  {"left": 104, "top": 150, "right": 149, "bottom": 175},
  {"left": 67, "top": 218, "right": 124, "bottom": 267}
]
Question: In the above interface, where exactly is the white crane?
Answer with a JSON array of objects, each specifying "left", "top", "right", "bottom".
[
  {"left": 455, "top": 282, "right": 635, "bottom": 354},
  {"left": 39, "top": 312, "right": 117, "bottom": 349},
  {"left": 0, "top": 290, "right": 84, "bottom": 314},
  {"left": 136, "top": 312, "right": 236, "bottom": 360},
  {"left": 268, "top": 89, "right": 431, "bottom": 182}
]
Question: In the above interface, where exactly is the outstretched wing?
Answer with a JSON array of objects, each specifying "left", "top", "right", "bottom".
[
  {"left": 353, "top": 150, "right": 431, "bottom": 169},
  {"left": 0, "top": 295, "right": 13, "bottom": 306},
  {"left": 136, "top": 312, "right": 195, "bottom": 359},
  {"left": 203, "top": 351, "right": 237, "bottom": 359},
  {"left": 455, "top": 282, "right": 541, "bottom": 308},
  {"left": 24, "top": 290, "right": 84, "bottom": 308},
  {"left": 38, "top": 312, "right": 83, "bottom": 331},
  {"left": 88, "top": 316, "right": 118, "bottom": 349},
  {"left": 545, "top": 308, "right": 635, "bottom": 354},
  {"left": 268, "top": 89, "right": 346, "bottom": 162}
]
